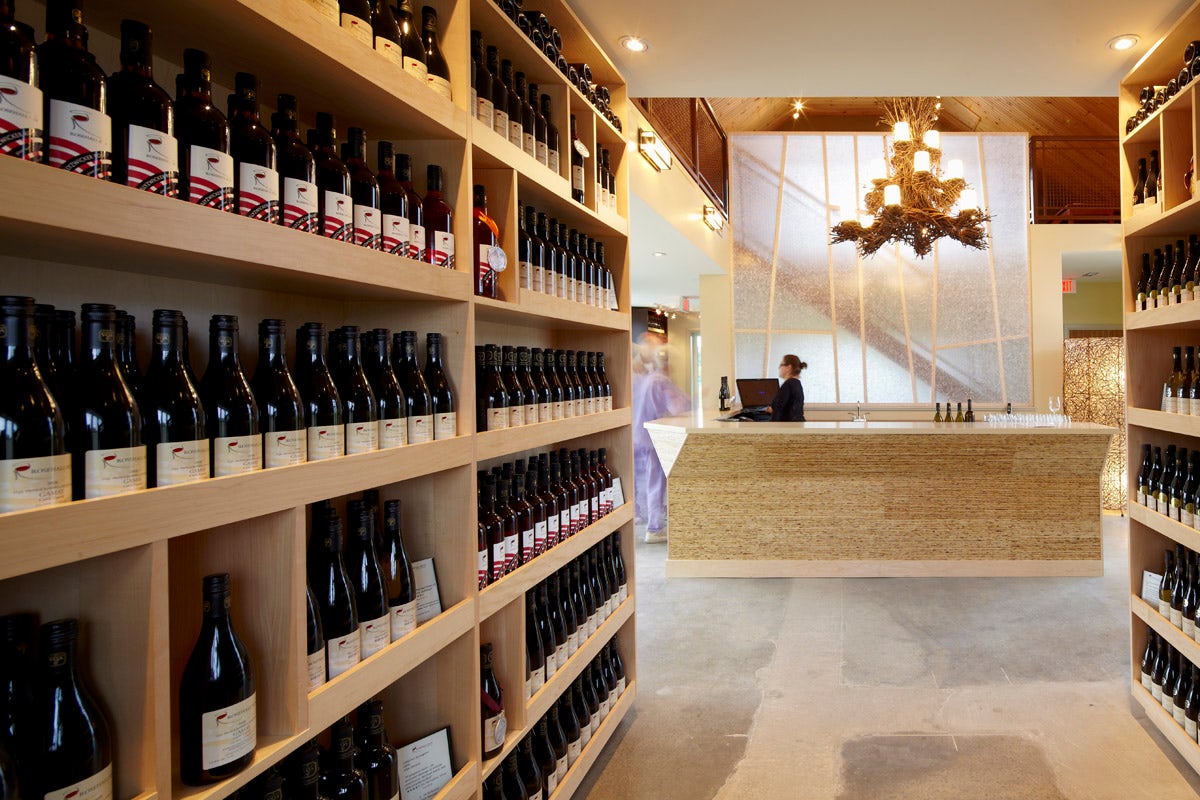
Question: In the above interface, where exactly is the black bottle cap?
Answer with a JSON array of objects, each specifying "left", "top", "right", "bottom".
[
  {"left": 183, "top": 48, "right": 211, "bottom": 78},
  {"left": 315, "top": 111, "right": 336, "bottom": 137},
  {"left": 202, "top": 572, "right": 232, "bottom": 598},
  {"left": 41, "top": 617, "right": 78, "bottom": 649},
  {"left": 119, "top": 19, "right": 151, "bottom": 58},
  {"left": 378, "top": 140, "right": 394, "bottom": 167},
  {"left": 210, "top": 314, "right": 239, "bottom": 331},
  {"left": 427, "top": 164, "right": 443, "bottom": 192},
  {"left": 358, "top": 699, "right": 386, "bottom": 735},
  {"left": 80, "top": 303, "right": 116, "bottom": 322},
  {"left": 235, "top": 71, "right": 257, "bottom": 101}
]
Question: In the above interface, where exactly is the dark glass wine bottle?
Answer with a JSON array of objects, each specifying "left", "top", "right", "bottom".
[
  {"left": 371, "top": 0, "right": 405, "bottom": 67},
  {"left": 1187, "top": 664, "right": 1200, "bottom": 740},
  {"left": 540, "top": 94, "right": 559, "bottom": 175},
  {"left": 0, "top": 613, "right": 36, "bottom": 796},
  {"left": 310, "top": 508, "right": 360, "bottom": 678},
  {"left": 470, "top": 31, "right": 492, "bottom": 129},
  {"left": 546, "top": 705, "right": 568, "bottom": 788},
  {"left": 376, "top": 142, "right": 410, "bottom": 256},
  {"left": 529, "top": 348, "right": 552, "bottom": 423},
  {"left": 516, "top": 736, "right": 543, "bottom": 800},
  {"left": 362, "top": 329, "right": 407, "bottom": 449},
  {"left": 424, "top": 333, "right": 456, "bottom": 439},
  {"left": 310, "top": 112, "right": 353, "bottom": 241},
  {"left": 272, "top": 94, "right": 319, "bottom": 232},
  {"left": 608, "top": 640, "right": 625, "bottom": 695},
  {"left": 228, "top": 72, "right": 278, "bottom": 223},
  {"left": 611, "top": 530, "right": 628, "bottom": 601},
  {"left": 286, "top": 741, "right": 328, "bottom": 800},
  {"left": 479, "top": 344, "right": 508, "bottom": 432},
  {"left": 580, "top": 666, "right": 602, "bottom": 733},
  {"left": 330, "top": 327, "right": 379, "bottom": 455},
  {"left": 140, "top": 309, "right": 208, "bottom": 487},
  {"left": 569, "top": 114, "right": 585, "bottom": 204},
  {"left": 525, "top": 590, "right": 545, "bottom": 699},
  {"left": 515, "top": 73, "right": 536, "bottom": 160},
  {"left": 113, "top": 310, "right": 143, "bottom": 402},
  {"left": 546, "top": 577, "right": 568, "bottom": 671},
  {"left": 201, "top": 315, "right": 262, "bottom": 477},
  {"left": 175, "top": 49, "right": 234, "bottom": 209},
  {"left": 392, "top": 331, "right": 433, "bottom": 443},
  {"left": 557, "top": 693, "right": 581, "bottom": 768},
  {"left": 250, "top": 319, "right": 306, "bottom": 468},
  {"left": 294, "top": 323, "right": 345, "bottom": 461},
  {"left": 321, "top": 717, "right": 367, "bottom": 800},
  {"left": 345, "top": 499, "right": 390, "bottom": 659},
  {"left": 395, "top": 153, "right": 425, "bottom": 260},
  {"left": 0, "top": 3, "right": 40, "bottom": 163},
  {"left": 529, "top": 82, "right": 548, "bottom": 167},
  {"left": 342, "top": 127, "right": 381, "bottom": 249},
  {"left": 108, "top": 19, "right": 176, "bottom": 195},
  {"left": 380, "top": 498, "right": 416, "bottom": 640},
  {"left": 423, "top": 165, "right": 455, "bottom": 268},
  {"left": 306, "top": 581, "right": 325, "bottom": 692},
  {"left": 501, "top": 59, "right": 523, "bottom": 149},
  {"left": 339, "top": 0, "right": 373, "bottom": 45},
  {"left": 481, "top": 475, "right": 506, "bottom": 584},
  {"left": 393, "top": 0, "right": 428, "bottom": 82},
  {"left": 421, "top": 6, "right": 452, "bottom": 99},
  {"left": 38, "top": 619, "right": 112, "bottom": 800},
  {"left": 513, "top": 471, "right": 536, "bottom": 566},
  {"left": 354, "top": 700, "right": 397, "bottom": 800},
  {"left": 180, "top": 573, "right": 256, "bottom": 784},
  {"left": 497, "top": 476, "right": 519, "bottom": 574},
  {"left": 500, "top": 346, "right": 524, "bottom": 428},
  {"left": 571, "top": 682, "right": 593, "bottom": 748},
  {"left": 501, "top": 754, "right": 527, "bottom": 800},
  {"left": 39, "top": 0, "right": 109, "bottom": 179},
  {"left": 481, "top": 642, "right": 507, "bottom": 759}
]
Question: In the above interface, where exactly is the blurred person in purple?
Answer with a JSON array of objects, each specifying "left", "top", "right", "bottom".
[{"left": 632, "top": 343, "right": 690, "bottom": 543}]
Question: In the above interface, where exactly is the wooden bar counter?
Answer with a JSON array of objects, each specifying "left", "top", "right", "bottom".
[{"left": 644, "top": 415, "right": 1115, "bottom": 578}]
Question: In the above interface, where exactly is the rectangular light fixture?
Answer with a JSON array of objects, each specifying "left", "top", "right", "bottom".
[
  {"left": 702, "top": 204, "right": 724, "bottom": 232},
  {"left": 638, "top": 128, "right": 673, "bottom": 172}
]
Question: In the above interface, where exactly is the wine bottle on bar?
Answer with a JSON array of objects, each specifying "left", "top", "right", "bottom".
[
  {"left": 176, "top": 49, "right": 234, "bottom": 210},
  {"left": 0, "top": 2, "right": 40, "bottom": 162},
  {"left": 345, "top": 499, "right": 390, "bottom": 659},
  {"left": 251, "top": 319, "right": 307, "bottom": 468},
  {"left": 329, "top": 327, "right": 379, "bottom": 455},
  {"left": 229, "top": 73, "right": 279, "bottom": 223},
  {"left": 39, "top": 0, "right": 109, "bottom": 179},
  {"left": 142, "top": 309, "right": 208, "bottom": 487},
  {"left": 201, "top": 315, "right": 262, "bottom": 477},
  {"left": 272, "top": 94, "right": 319, "bottom": 233},
  {"left": 362, "top": 329, "right": 407, "bottom": 449},
  {"left": 180, "top": 574, "right": 256, "bottom": 785},
  {"left": 108, "top": 20, "right": 176, "bottom": 195},
  {"left": 481, "top": 643, "right": 507, "bottom": 759},
  {"left": 39, "top": 619, "right": 112, "bottom": 800},
  {"left": 355, "top": 700, "right": 398, "bottom": 800}
]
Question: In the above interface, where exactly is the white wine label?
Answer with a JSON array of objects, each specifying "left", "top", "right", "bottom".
[
  {"left": 566, "top": 738, "right": 581, "bottom": 767},
  {"left": 509, "top": 404, "right": 524, "bottom": 428},
  {"left": 359, "top": 614, "right": 390, "bottom": 659},
  {"left": 431, "top": 231, "right": 455, "bottom": 268},
  {"left": 433, "top": 411, "right": 456, "bottom": 440},
  {"left": 0, "top": 453, "right": 71, "bottom": 513},
  {"left": 380, "top": 417, "right": 407, "bottom": 449},
  {"left": 1166, "top": 396, "right": 1178, "bottom": 415},
  {"left": 84, "top": 447, "right": 146, "bottom": 498},
  {"left": 587, "top": 613, "right": 596, "bottom": 638},
  {"left": 427, "top": 73, "right": 452, "bottom": 100},
  {"left": 568, "top": 277, "right": 577, "bottom": 302},
  {"left": 530, "top": 665, "right": 545, "bottom": 695},
  {"left": 509, "top": 119, "right": 523, "bottom": 148},
  {"left": 575, "top": 398, "right": 584, "bottom": 417},
  {"left": 528, "top": 791, "right": 542, "bottom": 800},
  {"left": 605, "top": 396, "right": 613, "bottom": 412},
  {"left": 616, "top": 676, "right": 625, "bottom": 695},
  {"left": 1189, "top": 717, "right": 1198, "bottom": 740},
  {"left": 322, "top": 190, "right": 354, "bottom": 241},
  {"left": 522, "top": 526, "right": 535, "bottom": 561},
  {"left": 1160, "top": 599, "right": 1171, "bottom": 617},
  {"left": 572, "top": 165, "right": 585, "bottom": 193},
  {"left": 619, "top": 583, "right": 628, "bottom": 603},
  {"left": 484, "top": 711, "right": 507, "bottom": 751},
  {"left": 48, "top": 100, "right": 110, "bottom": 179},
  {"left": 390, "top": 600, "right": 417, "bottom": 641},
  {"left": 579, "top": 723, "right": 591, "bottom": 748},
  {"left": 536, "top": 140, "right": 548, "bottom": 166},
  {"left": 1137, "top": 489, "right": 1147, "bottom": 505},
  {"left": 554, "top": 755, "right": 567, "bottom": 785},
  {"left": 535, "top": 520, "right": 548, "bottom": 551},
  {"left": 504, "top": 532, "right": 518, "bottom": 571},
  {"left": 547, "top": 514, "right": 559, "bottom": 547},
  {"left": 0, "top": 79, "right": 43, "bottom": 161},
  {"left": 307, "top": 425, "right": 345, "bottom": 461},
  {"left": 566, "top": 629, "right": 579, "bottom": 657},
  {"left": 408, "top": 223, "right": 426, "bottom": 260},
  {"left": 477, "top": 97, "right": 495, "bottom": 131},
  {"left": 538, "top": 402, "right": 551, "bottom": 422},
  {"left": 200, "top": 693, "right": 256, "bottom": 770},
  {"left": 408, "top": 414, "right": 433, "bottom": 444},
  {"left": 307, "top": 647, "right": 326, "bottom": 692},
  {"left": 493, "top": 109, "right": 509, "bottom": 139},
  {"left": 125, "top": 124, "right": 178, "bottom": 195},
  {"left": 1187, "top": 509, "right": 1197, "bottom": 528},
  {"left": 552, "top": 401, "right": 564, "bottom": 420},
  {"left": 524, "top": 403, "right": 537, "bottom": 424},
  {"left": 238, "top": 162, "right": 280, "bottom": 222},
  {"left": 213, "top": 435, "right": 263, "bottom": 477},
  {"left": 345, "top": 421, "right": 379, "bottom": 454},
  {"left": 600, "top": 696, "right": 611, "bottom": 719},
  {"left": 589, "top": 714, "right": 599, "bottom": 738},
  {"left": 341, "top": 13, "right": 373, "bottom": 46},
  {"left": 282, "top": 177, "right": 320, "bottom": 231},
  {"left": 1162, "top": 693, "right": 1173, "bottom": 712},
  {"left": 155, "top": 440, "right": 209, "bottom": 486},
  {"left": 556, "top": 273, "right": 568, "bottom": 299},
  {"left": 548, "top": 149, "right": 560, "bottom": 174},
  {"left": 563, "top": 398, "right": 574, "bottom": 418},
  {"left": 488, "top": 407, "right": 508, "bottom": 431},
  {"left": 478, "top": 546, "right": 488, "bottom": 587},
  {"left": 1185, "top": 618, "right": 1196, "bottom": 638},
  {"left": 304, "top": 0, "right": 339, "bottom": 22},
  {"left": 264, "top": 429, "right": 307, "bottom": 468},
  {"left": 43, "top": 762, "right": 112, "bottom": 800},
  {"left": 1173, "top": 501, "right": 1183, "bottom": 521},
  {"left": 381, "top": 213, "right": 410, "bottom": 255},
  {"left": 188, "top": 145, "right": 235, "bottom": 209},
  {"left": 523, "top": 132, "right": 536, "bottom": 159},
  {"left": 491, "top": 541, "right": 506, "bottom": 582},
  {"left": 545, "top": 648, "right": 557, "bottom": 677},
  {"left": 1172, "top": 608, "right": 1184, "bottom": 627},
  {"left": 521, "top": 259, "right": 533, "bottom": 289},
  {"left": 534, "top": 265, "right": 546, "bottom": 292},
  {"left": 326, "top": 631, "right": 361, "bottom": 678},
  {"left": 354, "top": 205, "right": 382, "bottom": 249},
  {"left": 404, "top": 57, "right": 429, "bottom": 83},
  {"left": 376, "top": 37, "right": 405, "bottom": 68}
]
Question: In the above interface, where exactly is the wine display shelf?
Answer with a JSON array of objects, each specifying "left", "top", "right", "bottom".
[
  {"left": 0, "top": 0, "right": 636, "bottom": 796},
  {"left": 1123, "top": 0, "right": 1200, "bottom": 776}
]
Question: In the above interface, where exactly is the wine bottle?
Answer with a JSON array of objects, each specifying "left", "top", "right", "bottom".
[
  {"left": 1162, "top": 549, "right": 1178, "bottom": 617},
  {"left": 560, "top": 226, "right": 577, "bottom": 302},
  {"left": 380, "top": 499, "right": 416, "bottom": 640},
  {"left": 393, "top": 0, "right": 428, "bottom": 83},
  {"left": 549, "top": 456, "right": 569, "bottom": 545},
  {"left": 201, "top": 315, "right": 262, "bottom": 476},
  {"left": 1173, "top": 447, "right": 1190, "bottom": 523},
  {"left": 1166, "top": 347, "right": 1184, "bottom": 413},
  {"left": 540, "top": 94, "right": 559, "bottom": 174},
  {"left": 554, "top": 570, "right": 577, "bottom": 658},
  {"left": 516, "top": 736, "right": 543, "bottom": 800},
  {"left": 294, "top": 323, "right": 345, "bottom": 461},
  {"left": 339, "top": 0, "right": 373, "bottom": 46},
  {"left": 31, "top": 304, "right": 62, "bottom": 405},
  {"left": 68, "top": 303, "right": 145, "bottom": 499},
  {"left": 0, "top": 2, "right": 40, "bottom": 162},
  {"left": 500, "top": 59, "right": 522, "bottom": 148},
  {"left": 543, "top": 344, "right": 565, "bottom": 420},
  {"left": 531, "top": 716, "right": 557, "bottom": 797},
  {"left": 330, "top": 327, "right": 379, "bottom": 455},
  {"left": 423, "top": 165, "right": 455, "bottom": 268},
  {"left": 392, "top": 331, "right": 433, "bottom": 443},
  {"left": 484, "top": 45, "right": 508, "bottom": 140},
  {"left": 570, "top": 351, "right": 587, "bottom": 417},
  {"left": 528, "top": 585, "right": 555, "bottom": 685},
  {"left": 249, "top": 319, "right": 307, "bottom": 468},
  {"left": 1151, "top": 635, "right": 1168, "bottom": 701},
  {"left": 396, "top": 153, "right": 425, "bottom": 260},
  {"left": 1186, "top": 664, "right": 1200, "bottom": 739},
  {"left": 272, "top": 94, "right": 319, "bottom": 232},
  {"left": 140, "top": 309, "right": 208, "bottom": 486},
  {"left": 596, "top": 448, "right": 615, "bottom": 515},
  {"left": 1184, "top": 451, "right": 1199, "bottom": 527},
  {"left": 1171, "top": 239, "right": 1188, "bottom": 304},
  {"left": 322, "top": 717, "right": 368, "bottom": 800},
  {"left": 497, "top": 475, "right": 521, "bottom": 573},
  {"left": 361, "top": 329, "right": 407, "bottom": 449},
  {"left": 1150, "top": 248, "right": 1166, "bottom": 309},
  {"left": 501, "top": 754, "right": 527, "bottom": 800},
  {"left": 371, "top": 0, "right": 405, "bottom": 67},
  {"left": 1150, "top": 446, "right": 1164, "bottom": 512},
  {"left": 1133, "top": 158, "right": 1147, "bottom": 205},
  {"left": 470, "top": 31, "right": 493, "bottom": 129},
  {"left": 510, "top": 349, "right": 534, "bottom": 424},
  {"left": 1148, "top": 149, "right": 1161, "bottom": 204},
  {"left": 421, "top": 6, "right": 452, "bottom": 99},
  {"left": 342, "top": 128, "right": 381, "bottom": 249},
  {"left": 1137, "top": 443, "right": 1152, "bottom": 506},
  {"left": 529, "top": 348, "right": 552, "bottom": 423},
  {"left": 525, "top": 585, "right": 546, "bottom": 699},
  {"left": 536, "top": 455, "right": 560, "bottom": 550},
  {"left": 310, "top": 507, "right": 361, "bottom": 678},
  {"left": 39, "top": 0, "right": 109, "bottom": 179},
  {"left": 354, "top": 700, "right": 398, "bottom": 800},
  {"left": 512, "top": 469, "right": 535, "bottom": 565},
  {"left": 543, "top": 578, "right": 568, "bottom": 675},
  {"left": 176, "top": 49, "right": 234, "bottom": 210},
  {"left": 481, "top": 643, "right": 507, "bottom": 759},
  {"left": 180, "top": 574, "right": 256, "bottom": 784},
  {"left": 482, "top": 770, "right": 505, "bottom": 800},
  {"left": 1172, "top": 542, "right": 1187, "bottom": 627},
  {"left": 376, "top": 142, "right": 410, "bottom": 256},
  {"left": 535, "top": 214, "right": 557, "bottom": 298},
  {"left": 228, "top": 72, "right": 279, "bottom": 223},
  {"left": 545, "top": 705, "right": 568, "bottom": 788},
  {"left": 612, "top": 532, "right": 628, "bottom": 601},
  {"left": 286, "top": 741, "right": 328, "bottom": 800},
  {"left": 569, "top": 115, "right": 585, "bottom": 204},
  {"left": 1186, "top": 235, "right": 1200, "bottom": 303},
  {"left": 0, "top": 615, "right": 34, "bottom": 800},
  {"left": 580, "top": 666, "right": 601, "bottom": 731},
  {"left": 473, "top": 185, "right": 503, "bottom": 298},
  {"left": 480, "top": 475, "right": 506, "bottom": 584},
  {"left": 529, "top": 82, "right": 548, "bottom": 167},
  {"left": 499, "top": 346, "right": 523, "bottom": 428},
  {"left": 568, "top": 560, "right": 588, "bottom": 642},
  {"left": 558, "top": 693, "right": 582, "bottom": 767},
  {"left": 608, "top": 640, "right": 625, "bottom": 694},
  {"left": 576, "top": 351, "right": 594, "bottom": 416},
  {"left": 1185, "top": 346, "right": 1197, "bottom": 416},
  {"left": 108, "top": 20, "right": 176, "bottom": 195},
  {"left": 310, "top": 113, "right": 354, "bottom": 241},
  {"left": 599, "top": 644, "right": 618, "bottom": 703},
  {"left": 345, "top": 499, "right": 390, "bottom": 659},
  {"left": 38, "top": 619, "right": 112, "bottom": 800},
  {"left": 111, "top": 310, "right": 142, "bottom": 402},
  {"left": 1185, "top": 555, "right": 1199, "bottom": 639},
  {"left": 1160, "top": 446, "right": 1178, "bottom": 514},
  {"left": 554, "top": 350, "right": 573, "bottom": 419},
  {"left": 306, "top": 581, "right": 325, "bottom": 692},
  {"left": 518, "top": 206, "right": 539, "bottom": 292},
  {"left": 963, "top": 399, "right": 975, "bottom": 423},
  {"left": 423, "top": 333, "right": 456, "bottom": 439},
  {"left": 1163, "top": 651, "right": 1180, "bottom": 713}
]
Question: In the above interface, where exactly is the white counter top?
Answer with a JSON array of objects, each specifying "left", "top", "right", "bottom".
[{"left": 644, "top": 414, "right": 1116, "bottom": 435}]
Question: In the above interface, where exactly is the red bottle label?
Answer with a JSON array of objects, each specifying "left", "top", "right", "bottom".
[
  {"left": 238, "top": 162, "right": 280, "bottom": 222},
  {"left": 282, "top": 177, "right": 319, "bottom": 231},
  {"left": 0, "top": 80, "right": 43, "bottom": 161},
  {"left": 48, "top": 100, "right": 110, "bottom": 179},
  {"left": 187, "top": 145, "right": 234, "bottom": 209},
  {"left": 125, "top": 124, "right": 178, "bottom": 196}
]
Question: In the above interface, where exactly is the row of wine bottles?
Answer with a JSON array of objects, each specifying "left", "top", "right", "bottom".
[
  {"left": 1159, "top": 346, "right": 1200, "bottom": 413},
  {"left": 1153, "top": 542, "right": 1200, "bottom": 640},
  {"left": 523, "top": 543, "right": 628, "bottom": 700},
  {"left": 0, "top": 297, "right": 457, "bottom": 511},
  {"left": 481, "top": 639, "right": 626, "bottom": 800},
  {"left": 0, "top": 4, "right": 462, "bottom": 264},
  {"left": 476, "top": 346, "right": 612, "bottom": 432},
  {"left": 1141, "top": 626, "right": 1200, "bottom": 741},
  {"left": 334, "top": 0, "right": 452, "bottom": 97},
  {"left": 478, "top": 450, "right": 623, "bottom": 586},
  {"left": 307, "top": 493, "right": 417, "bottom": 689},
  {"left": 1125, "top": 40, "right": 1200, "bottom": 134},
  {"left": 470, "top": 31, "right": 561, "bottom": 170},
  {"left": 1134, "top": 236, "right": 1200, "bottom": 310},
  {"left": 1136, "top": 443, "right": 1200, "bottom": 527},
  {"left": 931, "top": 400, "right": 976, "bottom": 423},
  {"left": 517, "top": 206, "right": 617, "bottom": 307},
  {"left": 1132, "top": 150, "right": 1162, "bottom": 207}
]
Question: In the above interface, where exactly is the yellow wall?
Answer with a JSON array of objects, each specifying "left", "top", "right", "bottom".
[{"left": 1063, "top": 282, "right": 1123, "bottom": 332}]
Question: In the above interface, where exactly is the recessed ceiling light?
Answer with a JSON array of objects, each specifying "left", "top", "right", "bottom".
[
  {"left": 1081, "top": 271, "right": 1100, "bottom": 277},
  {"left": 652, "top": 251, "right": 667, "bottom": 257},
  {"left": 620, "top": 35, "right": 648, "bottom": 53},
  {"left": 1107, "top": 34, "right": 1139, "bottom": 51}
]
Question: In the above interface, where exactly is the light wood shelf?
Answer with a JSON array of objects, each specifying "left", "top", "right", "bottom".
[
  {"left": 1127, "top": 407, "right": 1200, "bottom": 437},
  {"left": 551, "top": 680, "right": 637, "bottom": 800},
  {"left": 1131, "top": 681, "right": 1200, "bottom": 775},
  {"left": 1128, "top": 502, "right": 1200, "bottom": 552},
  {"left": 479, "top": 503, "right": 633, "bottom": 618},
  {"left": 474, "top": 292, "right": 631, "bottom": 331},
  {"left": 174, "top": 735, "right": 299, "bottom": 800},
  {"left": 1131, "top": 594, "right": 1200, "bottom": 665},
  {"left": 475, "top": 408, "right": 632, "bottom": 462},
  {"left": 1125, "top": 301, "right": 1200, "bottom": 331},
  {"left": 433, "top": 763, "right": 482, "bottom": 800}
]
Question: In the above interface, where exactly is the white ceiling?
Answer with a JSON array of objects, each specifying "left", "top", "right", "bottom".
[
  {"left": 1061, "top": 250, "right": 1124, "bottom": 282},
  {"left": 570, "top": 0, "right": 1190, "bottom": 97},
  {"left": 628, "top": 193, "right": 727, "bottom": 307}
]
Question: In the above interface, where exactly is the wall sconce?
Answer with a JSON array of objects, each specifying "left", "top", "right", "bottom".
[
  {"left": 638, "top": 129, "right": 673, "bottom": 172},
  {"left": 702, "top": 204, "right": 724, "bottom": 232}
]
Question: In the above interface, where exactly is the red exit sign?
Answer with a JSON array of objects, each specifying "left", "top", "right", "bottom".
[{"left": 1062, "top": 279, "right": 1076, "bottom": 294}]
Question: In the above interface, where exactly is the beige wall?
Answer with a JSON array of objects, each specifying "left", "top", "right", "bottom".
[
  {"left": 1063, "top": 281, "right": 1123, "bottom": 333},
  {"left": 698, "top": 273, "right": 732, "bottom": 416}
]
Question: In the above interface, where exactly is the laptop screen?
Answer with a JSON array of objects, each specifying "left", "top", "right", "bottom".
[{"left": 736, "top": 378, "right": 780, "bottom": 408}]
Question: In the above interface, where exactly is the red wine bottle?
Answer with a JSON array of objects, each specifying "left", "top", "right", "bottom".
[
  {"left": 286, "top": 741, "right": 327, "bottom": 800},
  {"left": 525, "top": 590, "right": 545, "bottom": 698},
  {"left": 496, "top": 476, "right": 519, "bottom": 573},
  {"left": 180, "top": 574, "right": 256, "bottom": 785},
  {"left": 596, "top": 448, "right": 615, "bottom": 514},
  {"left": 229, "top": 72, "right": 278, "bottom": 223},
  {"left": 537, "top": 453, "right": 560, "bottom": 549},
  {"left": 141, "top": 309, "right": 208, "bottom": 487},
  {"left": 515, "top": 73, "right": 536, "bottom": 160},
  {"left": 69, "top": 303, "right": 145, "bottom": 499},
  {"left": 423, "top": 164, "right": 454, "bottom": 267},
  {"left": 396, "top": 153, "right": 425, "bottom": 259},
  {"left": 376, "top": 142, "right": 410, "bottom": 256},
  {"left": 518, "top": 205, "right": 542, "bottom": 292},
  {"left": 380, "top": 498, "right": 415, "bottom": 639},
  {"left": 512, "top": 471, "right": 535, "bottom": 565},
  {"left": 200, "top": 315, "right": 262, "bottom": 476},
  {"left": 569, "top": 114, "right": 585, "bottom": 203},
  {"left": 38, "top": 619, "right": 112, "bottom": 800},
  {"left": 470, "top": 31, "right": 493, "bottom": 130},
  {"left": 486, "top": 46, "right": 508, "bottom": 140},
  {"left": 321, "top": 717, "right": 367, "bottom": 800},
  {"left": 392, "top": 331, "right": 432, "bottom": 443},
  {"left": 545, "top": 704, "right": 568, "bottom": 787},
  {"left": 540, "top": 94, "right": 559, "bottom": 175},
  {"left": 345, "top": 499, "right": 389, "bottom": 659},
  {"left": 525, "top": 464, "right": 547, "bottom": 554},
  {"left": 108, "top": 20, "right": 176, "bottom": 195},
  {"left": 306, "top": 581, "right": 325, "bottom": 692},
  {"left": 176, "top": 49, "right": 234, "bottom": 210},
  {"left": 251, "top": 319, "right": 306, "bottom": 468},
  {"left": 473, "top": 185, "right": 502, "bottom": 298},
  {"left": 480, "top": 344, "right": 508, "bottom": 432},
  {"left": 295, "top": 323, "right": 345, "bottom": 461},
  {"left": 557, "top": 569, "right": 578, "bottom": 656},
  {"left": 501, "top": 346, "right": 524, "bottom": 428},
  {"left": 339, "top": 0, "right": 373, "bottom": 46},
  {"left": 596, "top": 353, "right": 612, "bottom": 411},
  {"left": 393, "top": 0, "right": 428, "bottom": 83},
  {"left": 329, "top": 327, "right": 379, "bottom": 454},
  {"left": 0, "top": 296, "right": 70, "bottom": 511},
  {"left": 343, "top": 127, "right": 381, "bottom": 249},
  {"left": 570, "top": 683, "right": 592, "bottom": 748},
  {"left": 362, "top": 329, "right": 407, "bottom": 448},
  {"left": 0, "top": 2, "right": 41, "bottom": 162},
  {"left": 271, "top": 94, "right": 319, "bottom": 232},
  {"left": 480, "top": 474, "right": 505, "bottom": 584},
  {"left": 530, "top": 82, "right": 548, "bottom": 167},
  {"left": 421, "top": 6, "right": 451, "bottom": 99},
  {"left": 39, "top": 0, "right": 109, "bottom": 178},
  {"left": 529, "top": 348, "right": 551, "bottom": 423},
  {"left": 533, "top": 715, "right": 559, "bottom": 796},
  {"left": 549, "top": 456, "right": 569, "bottom": 546},
  {"left": 557, "top": 693, "right": 581, "bottom": 767},
  {"left": 0, "top": 613, "right": 37, "bottom": 795},
  {"left": 545, "top": 578, "right": 568, "bottom": 669},
  {"left": 31, "top": 303, "right": 62, "bottom": 403},
  {"left": 501, "top": 60, "right": 523, "bottom": 148},
  {"left": 371, "top": 0, "right": 405, "bottom": 67},
  {"left": 516, "top": 738, "right": 543, "bottom": 800},
  {"left": 481, "top": 643, "right": 507, "bottom": 759},
  {"left": 310, "top": 507, "right": 361, "bottom": 678},
  {"left": 309, "top": 113, "right": 353, "bottom": 241},
  {"left": 354, "top": 700, "right": 397, "bottom": 800},
  {"left": 608, "top": 640, "right": 625, "bottom": 694},
  {"left": 424, "top": 333, "right": 456, "bottom": 439},
  {"left": 113, "top": 310, "right": 143, "bottom": 402}
]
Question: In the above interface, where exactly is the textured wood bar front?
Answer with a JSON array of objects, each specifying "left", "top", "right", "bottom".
[{"left": 645, "top": 417, "right": 1114, "bottom": 577}]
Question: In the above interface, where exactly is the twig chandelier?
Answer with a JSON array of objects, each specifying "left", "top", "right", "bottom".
[{"left": 830, "top": 97, "right": 991, "bottom": 259}]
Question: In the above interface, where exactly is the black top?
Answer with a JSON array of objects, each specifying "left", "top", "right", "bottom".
[{"left": 770, "top": 378, "right": 805, "bottom": 422}]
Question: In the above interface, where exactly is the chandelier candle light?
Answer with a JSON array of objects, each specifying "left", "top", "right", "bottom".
[{"left": 831, "top": 97, "right": 991, "bottom": 258}]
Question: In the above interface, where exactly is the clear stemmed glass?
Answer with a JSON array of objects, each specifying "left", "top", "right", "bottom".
[{"left": 1048, "top": 395, "right": 1062, "bottom": 416}]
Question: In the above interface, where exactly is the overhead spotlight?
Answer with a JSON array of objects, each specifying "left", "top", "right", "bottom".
[
  {"left": 619, "top": 35, "right": 648, "bottom": 52},
  {"left": 1107, "top": 33, "right": 1139, "bottom": 51}
]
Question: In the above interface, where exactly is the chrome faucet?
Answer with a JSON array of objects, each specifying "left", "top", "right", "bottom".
[{"left": 847, "top": 403, "right": 868, "bottom": 422}]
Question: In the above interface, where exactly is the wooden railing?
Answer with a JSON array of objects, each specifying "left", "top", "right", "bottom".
[
  {"left": 633, "top": 97, "right": 729, "bottom": 216},
  {"left": 1030, "top": 136, "right": 1120, "bottom": 223}
]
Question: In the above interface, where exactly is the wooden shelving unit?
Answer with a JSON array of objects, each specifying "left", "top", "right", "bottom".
[
  {"left": 1122, "top": 0, "right": 1200, "bottom": 773},
  {"left": 0, "top": 0, "right": 635, "bottom": 798}
]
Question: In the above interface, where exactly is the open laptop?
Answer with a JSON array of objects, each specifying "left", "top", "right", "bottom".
[{"left": 717, "top": 378, "right": 780, "bottom": 421}]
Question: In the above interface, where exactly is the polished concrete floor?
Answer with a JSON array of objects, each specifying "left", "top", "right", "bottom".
[{"left": 576, "top": 516, "right": 1200, "bottom": 799}]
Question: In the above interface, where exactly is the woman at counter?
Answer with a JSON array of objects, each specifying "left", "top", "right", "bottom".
[{"left": 768, "top": 355, "right": 807, "bottom": 421}]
